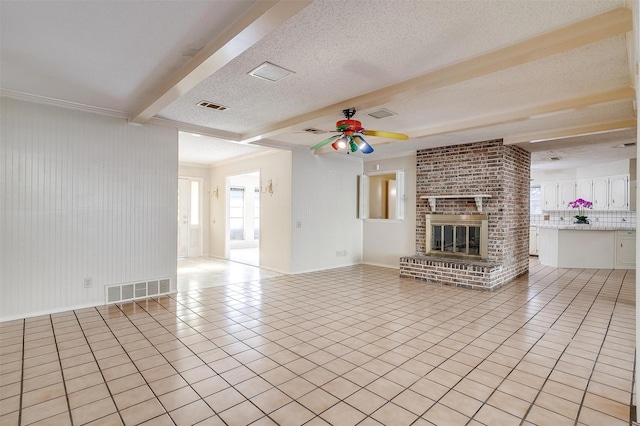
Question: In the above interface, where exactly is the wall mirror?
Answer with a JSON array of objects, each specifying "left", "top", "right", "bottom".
[{"left": 358, "top": 170, "right": 405, "bottom": 220}]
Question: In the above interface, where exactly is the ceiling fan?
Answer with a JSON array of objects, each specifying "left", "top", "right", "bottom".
[{"left": 309, "top": 108, "right": 408, "bottom": 154}]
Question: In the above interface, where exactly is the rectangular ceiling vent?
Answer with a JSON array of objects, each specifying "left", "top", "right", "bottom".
[
  {"left": 367, "top": 108, "right": 396, "bottom": 119},
  {"left": 249, "top": 62, "right": 294, "bottom": 82},
  {"left": 303, "top": 128, "right": 325, "bottom": 134},
  {"left": 549, "top": 156, "right": 561, "bottom": 161},
  {"left": 623, "top": 142, "right": 636, "bottom": 147},
  {"left": 197, "top": 101, "right": 228, "bottom": 111}
]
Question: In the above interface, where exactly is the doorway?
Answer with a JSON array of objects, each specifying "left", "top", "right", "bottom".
[
  {"left": 227, "top": 172, "right": 260, "bottom": 266},
  {"left": 177, "top": 177, "right": 203, "bottom": 258}
]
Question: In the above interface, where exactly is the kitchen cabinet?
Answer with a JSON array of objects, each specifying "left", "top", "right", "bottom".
[
  {"left": 615, "top": 230, "right": 635, "bottom": 269},
  {"left": 575, "top": 179, "right": 593, "bottom": 202},
  {"left": 609, "top": 175, "right": 629, "bottom": 210},
  {"left": 592, "top": 178, "right": 609, "bottom": 210},
  {"left": 529, "top": 226, "right": 539, "bottom": 256},
  {"left": 558, "top": 181, "right": 576, "bottom": 210},
  {"left": 542, "top": 182, "right": 559, "bottom": 210},
  {"left": 542, "top": 174, "right": 631, "bottom": 211}
]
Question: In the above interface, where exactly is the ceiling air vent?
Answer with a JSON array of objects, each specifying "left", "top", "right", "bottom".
[
  {"left": 197, "top": 101, "right": 228, "bottom": 111},
  {"left": 248, "top": 62, "right": 294, "bottom": 82},
  {"left": 623, "top": 142, "right": 636, "bottom": 147},
  {"left": 303, "top": 128, "right": 324, "bottom": 134},
  {"left": 549, "top": 156, "right": 561, "bottom": 161},
  {"left": 367, "top": 108, "right": 396, "bottom": 119}
]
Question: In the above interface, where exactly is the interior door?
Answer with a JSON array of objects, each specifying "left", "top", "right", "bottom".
[
  {"left": 177, "top": 178, "right": 189, "bottom": 258},
  {"left": 177, "top": 177, "right": 203, "bottom": 258}
]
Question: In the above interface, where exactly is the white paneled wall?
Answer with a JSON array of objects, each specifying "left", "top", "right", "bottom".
[
  {"left": 290, "top": 149, "right": 363, "bottom": 273},
  {"left": 1, "top": 98, "right": 178, "bottom": 321}
]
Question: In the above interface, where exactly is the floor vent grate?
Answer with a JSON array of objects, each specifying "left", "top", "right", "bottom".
[{"left": 105, "top": 278, "right": 171, "bottom": 304}]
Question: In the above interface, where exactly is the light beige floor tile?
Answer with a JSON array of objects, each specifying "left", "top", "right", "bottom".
[
  {"left": 270, "top": 401, "right": 316, "bottom": 426},
  {"left": 71, "top": 396, "right": 118, "bottom": 425},
  {"left": 119, "top": 398, "right": 166, "bottom": 425},
  {"left": 422, "top": 402, "right": 470, "bottom": 426},
  {"left": 296, "top": 387, "right": 339, "bottom": 414},
  {"left": 250, "top": 387, "right": 293, "bottom": 414},
  {"left": 169, "top": 399, "right": 216, "bottom": 425},
  {"left": 344, "top": 388, "right": 387, "bottom": 415},
  {"left": 320, "top": 401, "right": 367, "bottom": 426}
]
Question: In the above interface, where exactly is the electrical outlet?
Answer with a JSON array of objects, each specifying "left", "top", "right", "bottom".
[{"left": 83, "top": 278, "right": 92, "bottom": 288}]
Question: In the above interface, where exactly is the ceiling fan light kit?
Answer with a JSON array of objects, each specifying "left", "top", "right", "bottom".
[{"left": 310, "top": 108, "right": 408, "bottom": 155}]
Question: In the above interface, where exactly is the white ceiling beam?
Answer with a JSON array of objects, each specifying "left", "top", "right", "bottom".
[
  {"left": 503, "top": 119, "right": 637, "bottom": 145},
  {"left": 407, "top": 87, "right": 636, "bottom": 139},
  {"left": 241, "top": 7, "right": 633, "bottom": 143},
  {"left": 129, "top": 0, "right": 312, "bottom": 124}
]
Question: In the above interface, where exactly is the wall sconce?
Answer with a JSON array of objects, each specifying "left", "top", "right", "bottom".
[
  {"left": 208, "top": 186, "right": 219, "bottom": 199},
  {"left": 261, "top": 179, "right": 273, "bottom": 196}
]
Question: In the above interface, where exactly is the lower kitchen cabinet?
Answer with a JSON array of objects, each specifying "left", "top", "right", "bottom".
[{"left": 616, "top": 230, "right": 636, "bottom": 269}]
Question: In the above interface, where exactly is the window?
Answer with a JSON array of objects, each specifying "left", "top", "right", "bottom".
[
  {"left": 254, "top": 188, "right": 260, "bottom": 240},
  {"left": 530, "top": 186, "right": 541, "bottom": 214},
  {"left": 230, "top": 187, "right": 245, "bottom": 240}
]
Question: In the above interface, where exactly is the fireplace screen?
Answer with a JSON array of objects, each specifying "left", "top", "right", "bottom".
[{"left": 425, "top": 214, "right": 488, "bottom": 260}]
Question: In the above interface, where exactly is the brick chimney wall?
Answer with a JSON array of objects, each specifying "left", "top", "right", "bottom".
[{"left": 414, "top": 139, "right": 530, "bottom": 285}]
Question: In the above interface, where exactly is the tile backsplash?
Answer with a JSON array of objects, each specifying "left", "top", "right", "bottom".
[{"left": 531, "top": 210, "right": 636, "bottom": 227}]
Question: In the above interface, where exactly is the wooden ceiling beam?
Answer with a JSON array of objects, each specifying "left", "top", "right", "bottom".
[
  {"left": 503, "top": 119, "right": 637, "bottom": 145},
  {"left": 407, "top": 87, "right": 635, "bottom": 139},
  {"left": 242, "top": 7, "right": 633, "bottom": 143},
  {"left": 129, "top": 0, "right": 312, "bottom": 125}
]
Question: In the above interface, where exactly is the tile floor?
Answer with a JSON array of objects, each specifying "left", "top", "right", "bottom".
[
  {"left": 0, "top": 257, "right": 636, "bottom": 425},
  {"left": 177, "top": 255, "right": 281, "bottom": 292}
]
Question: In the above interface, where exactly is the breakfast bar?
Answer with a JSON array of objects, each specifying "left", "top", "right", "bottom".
[{"left": 538, "top": 224, "right": 635, "bottom": 269}]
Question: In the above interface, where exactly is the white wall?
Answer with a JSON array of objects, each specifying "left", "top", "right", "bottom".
[
  {"left": 290, "top": 149, "right": 363, "bottom": 273},
  {"left": 362, "top": 154, "right": 417, "bottom": 268},
  {"left": 210, "top": 150, "right": 292, "bottom": 273},
  {"left": 178, "top": 164, "right": 211, "bottom": 255},
  {"left": 1, "top": 98, "right": 178, "bottom": 321}
]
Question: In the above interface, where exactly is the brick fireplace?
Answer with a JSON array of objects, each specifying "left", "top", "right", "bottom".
[{"left": 400, "top": 139, "right": 530, "bottom": 290}]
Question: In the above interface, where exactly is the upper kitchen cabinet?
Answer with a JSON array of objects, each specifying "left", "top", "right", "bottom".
[
  {"left": 609, "top": 175, "right": 629, "bottom": 210},
  {"left": 575, "top": 179, "right": 593, "bottom": 202},
  {"left": 558, "top": 181, "right": 576, "bottom": 210},
  {"left": 542, "top": 182, "right": 559, "bottom": 210},
  {"left": 540, "top": 174, "right": 632, "bottom": 211},
  {"left": 541, "top": 180, "right": 575, "bottom": 210},
  {"left": 592, "top": 177, "right": 609, "bottom": 210}
]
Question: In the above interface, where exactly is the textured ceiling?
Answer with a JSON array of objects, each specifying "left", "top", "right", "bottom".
[{"left": 0, "top": 0, "right": 636, "bottom": 170}]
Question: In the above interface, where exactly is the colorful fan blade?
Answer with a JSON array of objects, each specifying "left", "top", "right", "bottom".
[
  {"left": 362, "top": 130, "right": 408, "bottom": 140},
  {"left": 354, "top": 135, "right": 374, "bottom": 154},
  {"left": 349, "top": 139, "right": 358, "bottom": 152},
  {"left": 310, "top": 134, "right": 341, "bottom": 151}
]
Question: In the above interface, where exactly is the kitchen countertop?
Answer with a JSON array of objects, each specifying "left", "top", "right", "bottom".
[{"left": 535, "top": 224, "right": 635, "bottom": 231}]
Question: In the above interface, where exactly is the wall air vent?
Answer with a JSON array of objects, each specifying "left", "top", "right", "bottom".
[
  {"left": 105, "top": 278, "right": 171, "bottom": 304},
  {"left": 197, "top": 101, "right": 228, "bottom": 111},
  {"left": 367, "top": 108, "right": 396, "bottom": 119}
]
